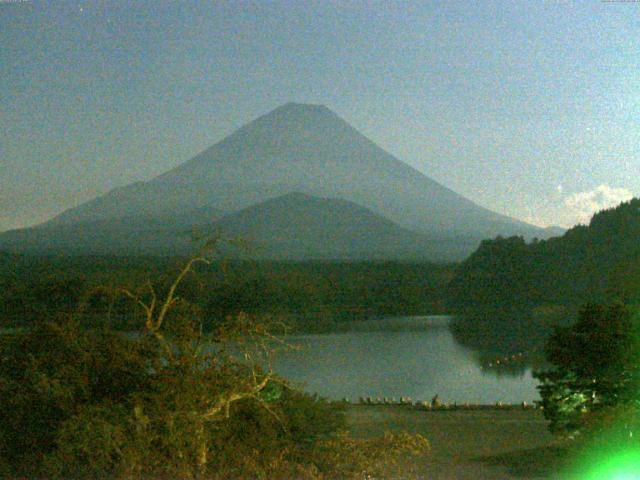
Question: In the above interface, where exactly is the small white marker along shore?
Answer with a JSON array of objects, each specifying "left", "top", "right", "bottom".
[{"left": 346, "top": 396, "right": 539, "bottom": 410}]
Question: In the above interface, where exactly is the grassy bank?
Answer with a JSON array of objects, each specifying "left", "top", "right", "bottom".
[{"left": 346, "top": 405, "right": 567, "bottom": 479}]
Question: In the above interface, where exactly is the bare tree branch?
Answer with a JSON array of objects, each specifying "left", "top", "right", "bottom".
[{"left": 202, "top": 372, "right": 273, "bottom": 420}]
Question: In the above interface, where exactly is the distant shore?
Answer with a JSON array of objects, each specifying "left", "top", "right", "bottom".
[{"left": 284, "top": 314, "right": 452, "bottom": 334}]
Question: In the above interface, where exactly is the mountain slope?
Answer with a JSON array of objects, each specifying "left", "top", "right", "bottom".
[
  {"left": 2, "top": 103, "right": 548, "bottom": 259},
  {"left": 443, "top": 199, "right": 640, "bottom": 362},
  {"left": 45, "top": 103, "right": 542, "bottom": 239},
  {"left": 0, "top": 206, "right": 221, "bottom": 256},
  {"left": 0, "top": 193, "right": 476, "bottom": 260},
  {"left": 210, "top": 192, "right": 476, "bottom": 260}
]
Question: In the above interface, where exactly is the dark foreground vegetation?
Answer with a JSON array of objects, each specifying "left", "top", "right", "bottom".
[
  {"left": 3, "top": 201, "right": 640, "bottom": 477},
  {"left": 535, "top": 302, "right": 640, "bottom": 439},
  {"left": 0, "top": 250, "right": 431, "bottom": 479}
]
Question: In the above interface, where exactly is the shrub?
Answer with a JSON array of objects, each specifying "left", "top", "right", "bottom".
[{"left": 0, "top": 251, "right": 430, "bottom": 478}]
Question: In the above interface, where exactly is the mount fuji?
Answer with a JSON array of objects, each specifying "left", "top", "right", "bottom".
[{"left": 0, "top": 103, "right": 548, "bottom": 260}]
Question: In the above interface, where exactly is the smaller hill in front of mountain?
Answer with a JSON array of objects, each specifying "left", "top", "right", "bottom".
[
  {"left": 0, "top": 192, "right": 478, "bottom": 260},
  {"left": 0, "top": 206, "right": 222, "bottom": 257},
  {"left": 209, "top": 192, "right": 477, "bottom": 261}
]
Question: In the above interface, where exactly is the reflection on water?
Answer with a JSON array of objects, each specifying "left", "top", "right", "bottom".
[
  {"left": 449, "top": 307, "right": 557, "bottom": 374},
  {"left": 271, "top": 316, "right": 540, "bottom": 404}
]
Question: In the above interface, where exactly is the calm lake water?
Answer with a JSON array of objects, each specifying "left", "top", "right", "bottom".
[{"left": 272, "top": 316, "right": 540, "bottom": 404}]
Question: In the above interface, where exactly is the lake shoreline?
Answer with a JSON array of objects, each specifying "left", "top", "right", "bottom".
[
  {"left": 347, "top": 404, "right": 564, "bottom": 479},
  {"left": 272, "top": 316, "right": 541, "bottom": 405},
  {"left": 283, "top": 313, "right": 452, "bottom": 334},
  {"left": 345, "top": 400, "right": 538, "bottom": 410}
]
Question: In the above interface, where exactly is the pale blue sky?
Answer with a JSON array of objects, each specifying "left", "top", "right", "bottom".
[{"left": 2, "top": 0, "right": 639, "bottom": 231}]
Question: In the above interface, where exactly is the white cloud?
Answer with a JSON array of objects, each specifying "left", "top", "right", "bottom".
[
  {"left": 563, "top": 184, "right": 633, "bottom": 225},
  {"left": 523, "top": 215, "right": 549, "bottom": 229}
]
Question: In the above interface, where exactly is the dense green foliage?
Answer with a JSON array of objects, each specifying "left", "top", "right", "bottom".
[
  {"left": 447, "top": 199, "right": 640, "bottom": 358},
  {"left": 0, "top": 255, "right": 453, "bottom": 330},
  {"left": 0, "top": 320, "right": 156, "bottom": 476},
  {"left": 0, "top": 317, "right": 352, "bottom": 478},
  {"left": 534, "top": 303, "right": 640, "bottom": 438},
  {"left": 448, "top": 199, "right": 640, "bottom": 314}
]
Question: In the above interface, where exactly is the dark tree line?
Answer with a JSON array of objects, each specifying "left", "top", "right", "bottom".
[
  {"left": 448, "top": 199, "right": 640, "bottom": 315},
  {"left": 0, "top": 255, "right": 453, "bottom": 331},
  {"left": 446, "top": 199, "right": 640, "bottom": 359}
]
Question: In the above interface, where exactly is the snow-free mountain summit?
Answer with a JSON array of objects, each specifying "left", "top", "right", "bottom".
[{"left": 0, "top": 103, "right": 549, "bottom": 260}]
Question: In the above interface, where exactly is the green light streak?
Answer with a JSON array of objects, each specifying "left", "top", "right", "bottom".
[
  {"left": 563, "top": 421, "right": 640, "bottom": 480},
  {"left": 576, "top": 449, "right": 640, "bottom": 480}
]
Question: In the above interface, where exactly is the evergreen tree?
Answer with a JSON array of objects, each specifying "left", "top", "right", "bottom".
[{"left": 535, "top": 303, "right": 640, "bottom": 438}]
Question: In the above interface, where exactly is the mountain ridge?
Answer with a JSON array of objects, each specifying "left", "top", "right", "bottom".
[
  {"left": 448, "top": 198, "right": 640, "bottom": 313},
  {"left": 46, "top": 103, "right": 539, "bottom": 237},
  {"left": 208, "top": 191, "right": 473, "bottom": 260},
  {"left": 2, "top": 103, "right": 552, "bottom": 260},
  {"left": 0, "top": 192, "right": 477, "bottom": 260}
]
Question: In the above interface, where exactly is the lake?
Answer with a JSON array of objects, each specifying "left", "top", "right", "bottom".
[{"left": 271, "top": 316, "right": 540, "bottom": 404}]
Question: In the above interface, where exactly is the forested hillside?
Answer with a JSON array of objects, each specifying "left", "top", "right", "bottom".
[
  {"left": 446, "top": 199, "right": 640, "bottom": 357},
  {"left": 448, "top": 199, "right": 640, "bottom": 314},
  {"left": 0, "top": 254, "right": 453, "bottom": 331}
]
